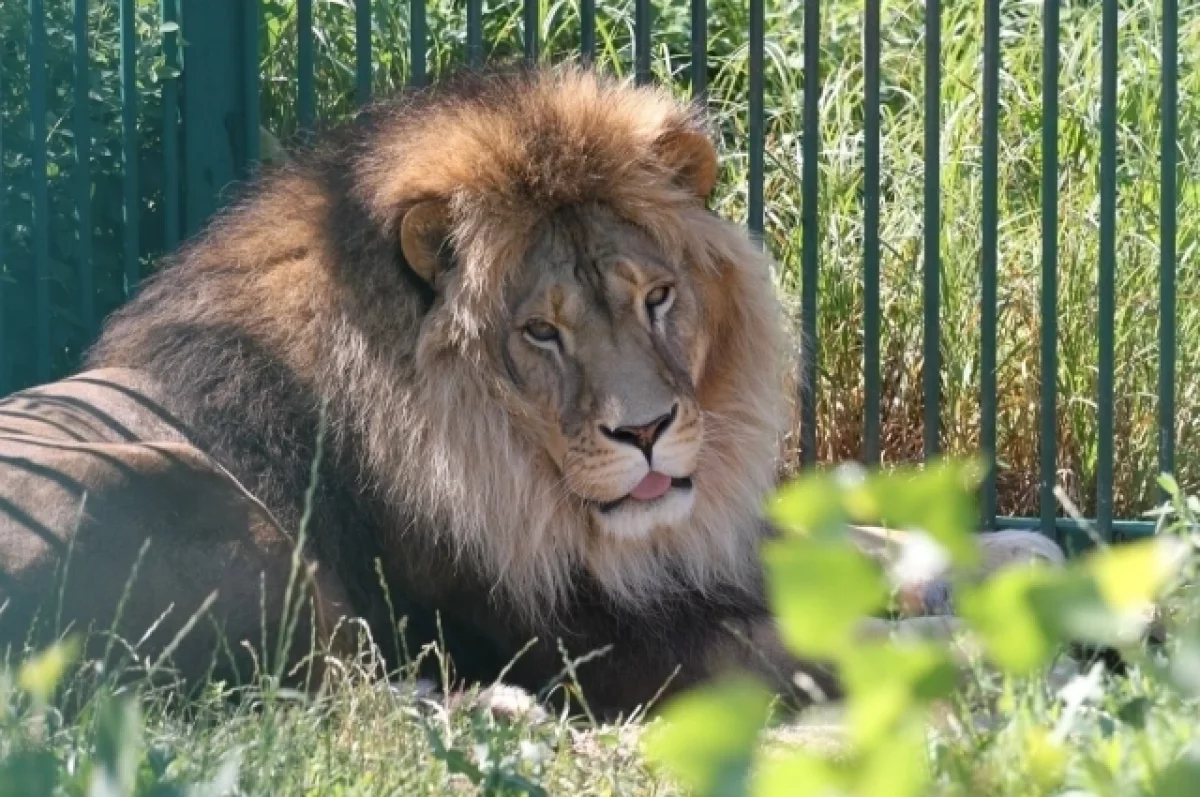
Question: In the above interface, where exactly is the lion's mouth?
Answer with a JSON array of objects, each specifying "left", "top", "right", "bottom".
[{"left": 595, "top": 475, "right": 694, "bottom": 513}]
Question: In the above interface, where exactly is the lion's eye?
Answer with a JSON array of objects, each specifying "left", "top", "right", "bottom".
[
  {"left": 644, "top": 285, "right": 674, "bottom": 318},
  {"left": 523, "top": 319, "right": 561, "bottom": 345}
]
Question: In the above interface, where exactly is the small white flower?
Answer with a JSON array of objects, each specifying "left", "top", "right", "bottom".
[{"left": 519, "top": 740, "right": 550, "bottom": 766}]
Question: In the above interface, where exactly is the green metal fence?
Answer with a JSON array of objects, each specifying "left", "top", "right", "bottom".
[{"left": 0, "top": 0, "right": 1187, "bottom": 547}]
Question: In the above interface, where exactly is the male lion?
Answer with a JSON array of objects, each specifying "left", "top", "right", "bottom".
[{"left": 0, "top": 64, "right": 1057, "bottom": 718}]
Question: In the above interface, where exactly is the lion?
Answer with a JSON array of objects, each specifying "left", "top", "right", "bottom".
[{"left": 0, "top": 63, "right": 1061, "bottom": 718}]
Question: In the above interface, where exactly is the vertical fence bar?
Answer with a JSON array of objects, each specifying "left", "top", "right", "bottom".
[
  {"left": 748, "top": 0, "right": 763, "bottom": 237},
  {"left": 690, "top": 0, "right": 706, "bottom": 100},
  {"left": 579, "top": 0, "right": 595, "bottom": 63},
  {"left": 243, "top": 1, "right": 260, "bottom": 165},
  {"left": 862, "top": 0, "right": 880, "bottom": 465},
  {"left": 411, "top": 0, "right": 427, "bottom": 86},
  {"left": 800, "top": 0, "right": 819, "bottom": 467},
  {"left": 922, "top": 0, "right": 940, "bottom": 459},
  {"left": 635, "top": 0, "right": 652, "bottom": 85},
  {"left": 31, "top": 0, "right": 51, "bottom": 381},
  {"left": 120, "top": 0, "right": 140, "bottom": 296},
  {"left": 162, "top": 0, "right": 180, "bottom": 254},
  {"left": 468, "top": 0, "right": 484, "bottom": 67},
  {"left": 0, "top": 61, "right": 6, "bottom": 393},
  {"left": 298, "top": 0, "right": 316, "bottom": 133},
  {"left": 980, "top": 0, "right": 1000, "bottom": 529},
  {"left": 356, "top": 0, "right": 372, "bottom": 104},
  {"left": 524, "top": 0, "right": 539, "bottom": 62},
  {"left": 74, "top": 0, "right": 95, "bottom": 337},
  {"left": 1097, "top": 0, "right": 1117, "bottom": 539},
  {"left": 162, "top": 0, "right": 180, "bottom": 253},
  {"left": 181, "top": 0, "right": 251, "bottom": 235},
  {"left": 1040, "top": 0, "right": 1060, "bottom": 537},
  {"left": 1159, "top": 0, "right": 1178, "bottom": 491},
  {"left": 581, "top": 0, "right": 595, "bottom": 64}
]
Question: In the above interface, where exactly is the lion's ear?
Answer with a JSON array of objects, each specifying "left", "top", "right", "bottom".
[
  {"left": 400, "top": 200, "right": 454, "bottom": 286},
  {"left": 655, "top": 129, "right": 719, "bottom": 201}
]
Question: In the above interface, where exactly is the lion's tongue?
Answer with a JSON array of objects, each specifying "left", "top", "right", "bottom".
[{"left": 630, "top": 471, "right": 672, "bottom": 501}]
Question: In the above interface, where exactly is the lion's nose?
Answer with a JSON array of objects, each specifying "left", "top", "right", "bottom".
[{"left": 600, "top": 404, "right": 678, "bottom": 459}]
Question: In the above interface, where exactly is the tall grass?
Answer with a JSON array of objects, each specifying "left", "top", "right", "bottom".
[{"left": 1, "top": 0, "right": 1197, "bottom": 519}]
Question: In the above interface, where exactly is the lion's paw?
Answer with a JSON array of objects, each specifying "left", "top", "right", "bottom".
[{"left": 472, "top": 683, "right": 550, "bottom": 724}]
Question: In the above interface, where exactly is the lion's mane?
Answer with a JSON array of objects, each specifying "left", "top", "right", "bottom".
[{"left": 87, "top": 63, "right": 789, "bottom": 629}]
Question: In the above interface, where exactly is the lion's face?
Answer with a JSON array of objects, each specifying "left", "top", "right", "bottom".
[{"left": 500, "top": 205, "right": 707, "bottom": 540}]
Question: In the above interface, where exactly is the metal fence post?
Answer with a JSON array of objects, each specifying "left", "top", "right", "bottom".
[{"left": 180, "top": 0, "right": 258, "bottom": 238}]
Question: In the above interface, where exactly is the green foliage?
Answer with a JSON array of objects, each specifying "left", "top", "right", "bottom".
[
  {"left": 17, "top": 637, "right": 80, "bottom": 706},
  {"left": 423, "top": 704, "right": 552, "bottom": 796},
  {"left": 647, "top": 460, "right": 1200, "bottom": 797},
  {"left": 762, "top": 539, "right": 887, "bottom": 659},
  {"left": 643, "top": 678, "right": 773, "bottom": 797},
  {"left": 0, "top": 639, "right": 241, "bottom": 796}
]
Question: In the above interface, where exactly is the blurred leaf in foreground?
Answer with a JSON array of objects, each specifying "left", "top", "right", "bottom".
[
  {"left": 0, "top": 751, "right": 59, "bottom": 797},
  {"left": 1152, "top": 746, "right": 1200, "bottom": 797},
  {"left": 958, "top": 565, "right": 1063, "bottom": 675},
  {"left": 755, "top": 720, "right": 930, "bottom": 797},
  {"left": 840, "top": 643, "right": 957, "bottom": 747},
  {"left": 17, "top": 636, "right": 80, "bottom": 704},
  {"left": 767, "top": 470, "right": 851, "bottom": 541},
  {"left": 763, "top": 538, "right": 887, "bottom": 659},
  {"left": 1087, "top": 536, "right": 1187, "bottom": 613},
  {"left": 643, "top": 677, "right": 773, "bottom": 797},
  {"left": 858, "top": 459, "right": 985, "bottom": 570}
]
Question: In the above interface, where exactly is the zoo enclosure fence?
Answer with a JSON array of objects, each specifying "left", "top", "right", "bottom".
[{"left": 0, "top": 0, "right": 1185, "bottom": 549}]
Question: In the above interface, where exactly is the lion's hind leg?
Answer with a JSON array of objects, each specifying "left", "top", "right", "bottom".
[{"left": 0, "top": 434, "right": 352, "bottom": 693}]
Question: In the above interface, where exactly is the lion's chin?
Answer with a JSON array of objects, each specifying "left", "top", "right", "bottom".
[{"left": 589, "top": 487, "right": 697, "bottom": 541}]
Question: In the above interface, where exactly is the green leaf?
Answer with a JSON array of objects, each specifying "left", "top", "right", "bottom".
[
  {"left": 0, "top": 751, "right": 59, "bottom": 797},
  {"left": 1116, "top": 696, "right": 1150, "bottom": 729},
  {"left": 766, "top": 471, "right": 850, "bottom": 540},
  {"left": 958, "top": 565, "right": 1062, "bottom": 674},
  {"left": 854, "top": 720, "right": 930, "bottom": 797},
  {"left": 763, "top": 538, "right": 888, "bottom": 659},
  {"left": 643, "top": 677, "right": 773, "bottom": 797},
  {"left": 1026, "top": 567, "right": 1118, "bottom": 647},
  {"left": 91, "top": 696, "right": 143, "bottom": 797},
  {"left": 1152, "top": 748, "right": 1200, "bottom": 797},
  {"left": 960, "top": 539, "right": 1177, "bottom": 676},
  {"left": 840, "top": 643, "right": 957, "bottom": 747},
  {"left": 1085, "top": 536, "right": 1186, "bottom": 611},
  {"left": 17, "top": 636, "right": 80, "bottom": 703},
  {"left": 861, "top": 459, "right": 984, "bottom": 569},
  {"left": 1154, "top": 620, "right": 1200, "bottom": 697},
  {"left": 1158, "top": 473, "right": 1182, "bottom": 500},
  {"left": 1033, "top": 540, "right": 1181, "bottom": 649},
  {"left": 753, "top": 751, "right": 845, "bottom": 797},
  {"left": 1023, "top": 728, "right": 1067, "bottom": 792}
]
